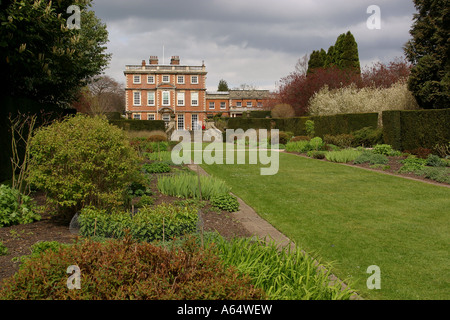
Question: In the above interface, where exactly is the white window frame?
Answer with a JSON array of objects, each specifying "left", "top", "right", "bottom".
[
  {"left": 133, "top": 75, "right": 141, "bottom": 84},
  {"left": 162, "top": 75, "right": 170, "bottom": 83},
  {"left": 147, "top": 75, "right": 155, "bottom": 84},
  {"left": 162, "top": 91, "right": 170, "bottom": 106},
  {"left": 191, "top": 75, "right": 199, "bottom": 84},
  {"left": 220, "top": 102, "right": 226, "bottom": 109},
  {"left": 162, "top": 114, "right": 170, "bottom": 122},
  {"left": 177, "top": 75, "right": 185, "bottom": 84},
  {"left": 209, "top": 102, "right": 215, "bottom": 110},
  {"left": 133, "top": 113, "right": 141, "bottom": 120},
  {"left": 177, "top": 92, "right": 185, "bottom": 106},
  {"left": 177, "top": 114, "right": 184, "bottom": 130},
  {"left": 191, "top": 92, "right": 199, "bottom": 106},
  {"left": 257, "top": 102, "right": 263, "bottom": 108},
  {"left": 147, "top": 113, "right": 155, "bottom": 121},
  {"left": 236, "top": 101, "right": 242, "bottom": 107},
  {"left": 247, "top": 101, "right": 253, "bottom": 107},
  {"left": 133, "top": 91, "right": 141, "bottom": 106},
  {"left": 147, "top": 91, "right": 155, "bottom": 106},
  {"left": 191, "top": 114, "right": 200, "bottom": 130}
]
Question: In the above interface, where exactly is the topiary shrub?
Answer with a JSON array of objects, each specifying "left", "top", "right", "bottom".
[
  {"left": 27, "top": 115, "right": 143, "bottom": 215},
  {"left": 0, "top": 237, "right": 264, "bottom": 300}
]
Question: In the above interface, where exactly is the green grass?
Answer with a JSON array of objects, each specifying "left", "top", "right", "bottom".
[{"left": 200, "top": 152, "right": 450, "bottom": 300}]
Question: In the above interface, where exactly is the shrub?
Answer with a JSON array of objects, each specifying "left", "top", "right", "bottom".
[
  {"left": 351, "top": 127, "right": 383, "bottom": 147},
  {"left": 136, "top": 195, "right": 155, "bottom": 208},
  {"left": 78, "top": 203, "right": 198, "bottom": 242},
  {"left": 372, "top": 144, "right": 394, "bottom": 156},
  {"left": 305, "top": 120, "right": 315, "bottom": 137},
  {"left": 285, "top": 140, "right": 312, "bottom": 153},
  {"left": 0, "top": 237, "right": 264, "bottom": 300},
  {"left": 142, "top": 162, "right": 171, "bottom": 174},
  {"left": 309, "top": 137, "right": 324, "bottom": 150},
  {"left": 354, "top": 151, "right": 389, "bottom": 165},
  {"left": 210, "top": 194, "right": 240, "bottom": 212},
  {"left": 323, "top": 134, "right": 354, "bottom": 148},
  {"left": 28, "top": 115, "right": 142, "bottom": 214},
  {"left": 426, "top": 154, "right": 446, "bottom": 167},
  {"left": 398, "top": 156, "right": 427, "bottom": 173},
  {"left": 307, "top": 150, "right": 327, "bottom": 159},
  {"left": 268, "top": 131, "right": 291, "bottom": 145},
  {"left": 157, "top": 173, "right": 231, "bottom": 200},
  {"left": 325, "top": 149, "right": 361, "bottom": 163},
  {"left": 419, "top": 167, "right": 450, "bottom": 184},
  {"left": 127, "top": 181, "right": 153, "bottom": 198},
  {"left": 0, "top": 184, "right": 40, "bottom": 227}
]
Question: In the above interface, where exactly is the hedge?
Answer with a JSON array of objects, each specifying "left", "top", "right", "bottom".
[
  {"left": 226, "top": 113, "right": 379, "bottom": 138},
  {"left": 249, "top": 110, "right": 271, "bottom": 118},
  {"left": 110, "top": 119, "right": 165, "bottom": 132},
  {"left": 382, "top": 109, "right": 450, "bottom": 151}
]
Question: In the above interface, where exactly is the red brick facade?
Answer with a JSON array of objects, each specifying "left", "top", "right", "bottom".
[{"left": 124, "top": 56, "right": 271, "bottom": 130}]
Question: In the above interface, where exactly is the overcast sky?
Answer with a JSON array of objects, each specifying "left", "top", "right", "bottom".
[{"left": 89, "top": 0, "right": 417, "bottom": 91}]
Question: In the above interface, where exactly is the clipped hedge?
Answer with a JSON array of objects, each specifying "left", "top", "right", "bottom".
[
  {"left": 382, "top": 109, "right": 450, "bottom": 151},
  {"left": 78, "top": 203, "right": 198, "bottom": 242},
  {"left": 226, "top": 118, "right": 272, "bottom": 131},
  {"left": 226, "top": 113, "right": 379, "bottom": 138},
  {"left": 110, "top": 119, "right": 165, "bottom": 132},
  {"left": 249, "top": 110, "right": 271, "bottom": 118}
]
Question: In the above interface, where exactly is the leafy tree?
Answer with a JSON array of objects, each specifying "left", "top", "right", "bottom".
[
  {"left": 217, "top": 79, "right": 229, "bottom": 91},
  {"left": 403, "top": 0, "right": 449, "bottom": 109},
  {"left": 0, "top": 0, "right": 111, "bottom": 107}
]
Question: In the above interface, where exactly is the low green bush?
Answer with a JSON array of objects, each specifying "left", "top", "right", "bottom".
[
  {"left": 210, "top": 194, "right": 240, "bottom": 212},
  {"left": 307, "top": 150, "right": 327, "bottom": 159},
  {"left": 325, "top": 149, "right": 362, "bottom": 163},
  {"left": 353, "top": 151, "right": 389, "bottom": 165},
  {"left": 285, "top": 140, "right": 312, "bottom": 153},
  {"left": 78, "top": 203, "right": 198, "bottom": 242},
  {"left": 142, "top": 162, "right": 171, "bottom": 174},
  {"left": 0, "top": 184, "right": 40, "bottom": 227},
  {"left": 426, "top": 154, "right": 446, "bottom": 167},
  {"left": 323, "top": 134, "right": 354, "bottom": 148},
  {"left": 136, "top": 195, "right": 155, "bottom": 208},
  {"left": 398, "top": 156, "right": 427, "bottom": 173},
  {"left": 419, "top": 167, "right": 450, "bottom": 184},
  {"left": 309, "top": 137, "right": 324, "bottom": 151},
  {"left": 351, "top": 127, "right": 383, "bottom": 147},
  {"left": 0, "top": 237, "right": 263, "bottom": 300}
]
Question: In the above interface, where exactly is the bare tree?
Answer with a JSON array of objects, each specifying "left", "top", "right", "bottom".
[{"left": 294, "top": 54, "right": 309, "bottom": 76}]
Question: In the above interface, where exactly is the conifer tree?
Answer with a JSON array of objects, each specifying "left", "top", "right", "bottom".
[{"left": 403, "top": 0, "right": 449, "bottom": 109}]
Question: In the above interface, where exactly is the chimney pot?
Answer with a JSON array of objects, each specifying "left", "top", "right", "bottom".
[
  {"left": 149, "top": 56, "right": 159, "bottom": 65},
  {"left": 170, "top": 56, "right": 180, "bottom": 65}
]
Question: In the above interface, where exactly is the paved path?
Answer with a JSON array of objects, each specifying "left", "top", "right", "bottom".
[{"left": 187, "top": 163, "right": 361, "bottom": 300}]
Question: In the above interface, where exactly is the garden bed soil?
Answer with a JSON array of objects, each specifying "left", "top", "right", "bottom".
[{"left": 0, "top": 186, "right": 252, "bottom": 286}]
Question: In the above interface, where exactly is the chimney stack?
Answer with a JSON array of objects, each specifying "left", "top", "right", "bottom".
[
  {"left": 170, "top": 56, "right": 180, "bottom": 65},
  {"left": 149, "top": 56, "right": 159, "bottom": 65},
  {"left": 141, "top": 60, "right": 146, "bottom": 67}
]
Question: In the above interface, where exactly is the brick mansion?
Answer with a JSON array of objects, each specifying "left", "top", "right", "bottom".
[{"left": 124, "top": 56, "right": 271, "bottom": 130}]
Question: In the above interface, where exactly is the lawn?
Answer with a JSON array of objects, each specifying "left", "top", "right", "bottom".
[{"left": 200, "top": 150, "right": 450, "bottom": 300}]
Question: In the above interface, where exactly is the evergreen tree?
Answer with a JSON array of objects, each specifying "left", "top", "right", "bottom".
[
  {"left": 403, "top": 0, "right": 449, "bottom": 109},
  {"left": 339, "top": 31, "right": 361, "bottom": 73},
  {"left": 217, "top": 79, "right": 229, "bottom": 91},
  {"left": 307, "top": 49, "right": 327, "bottom": 73}
]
